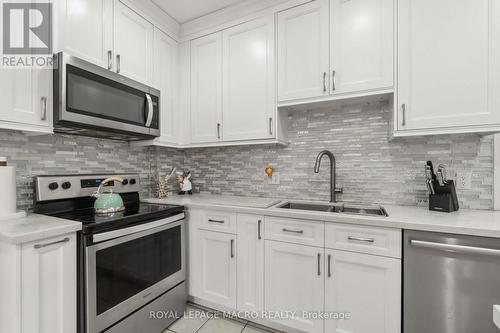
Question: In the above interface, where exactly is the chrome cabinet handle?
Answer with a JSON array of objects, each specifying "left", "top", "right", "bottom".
[
  {"left": 323, "top": 72, "right": 327, "bottom": 92},
  {"left": 116, "top": 54, "right": 121, "bottom": 73},
  {"left": 217, "top": 123, "right": 221, "bottom": 139},
  {"left": 401, "top": 104, "right": 406, "bottom": 126},
  {"left": 282, "top": 228, "right": 304, "bottom": 234},
  {"left": 269, "top": 117, "right": 273, "bottom": 136},
  {"left": 258, "top": 219, "right": 262, "bottom": 240},
  {"left": 348, "top": 236, "right": 375, "bottom": 243},
  {"left": 208, "top": 219, "right": 224, "bottom": 224},
  {"left": 34, "top": 237, "right": 70, "bottom": 249},
  {"left": 230, "top": 239, "right": 235, "bottom": 258},
  {"left": 410, "top": 240, "right": 500, "bottom": 257},
  {"left": 41, "top": 97, "right": 47, "bottom": 121},
  {"left": 317, "top": 253, "right": 321, "bottom": 276},
  {"left": 327, "top": 254, "right": 332, "bottom": 278},
  {"left": 332, "top": 70, "right": 336, "bottom": 92},
  {"left": 145, "top": 93, "right": 153, "bottom": 127},
  {"left": 107, "top": 50, "right": 113, "bottom": 70}
]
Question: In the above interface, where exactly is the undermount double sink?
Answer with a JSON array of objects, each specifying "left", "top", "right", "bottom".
[{"left": 277, "top": 202, "right": 388, "bottom": 217}]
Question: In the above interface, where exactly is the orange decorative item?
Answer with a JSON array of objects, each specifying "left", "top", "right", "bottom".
[{"left": 265, "top": 167, "right": 274, "bottom": 177}]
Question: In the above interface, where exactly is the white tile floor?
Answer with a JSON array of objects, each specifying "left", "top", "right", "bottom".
[{"left": 163, "top": 305, "right": 282, "bottom": 333}]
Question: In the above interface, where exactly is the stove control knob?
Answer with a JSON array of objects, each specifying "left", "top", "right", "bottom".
[
  {"left": 122, "top": 179, "right": 129, "bottom": 185},
  {"left": 48, "top": 182, "right": 59, "bottom": 190},
  {"left": 62, "top": 182, "right": 71, "bottom": 190},
  {"left": 130, "top": 178, "right": 136, "bottom": 185}
]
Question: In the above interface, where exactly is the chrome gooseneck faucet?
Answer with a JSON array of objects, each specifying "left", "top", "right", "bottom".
[{"left": 314, "top": 150, "right": 341, "bottom": 203}]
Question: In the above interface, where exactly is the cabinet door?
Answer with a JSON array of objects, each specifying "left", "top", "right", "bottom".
[
  {"left": 114, "top": 0, "right": 153, "bottom": 85},
  {"left": 330, "top": 0, "right": 393, "bottom": 94},
  {"left": 190, "top": 33, "right": 223, "bottom": 144},
  {"left": 63, "top": 0, "right": 113, "bottom": 68},
  {"left": 154, "top": 28, "right": 178, "bottom": 144},
  {"left": 277, "top": 0, "right": 330, "bottom": 101},
  {"left": 0, "top": 69, "right": 51, "bottom": 128},
  {"left": 398, "top": 0, "right": 500, "bottom": 131},
  {"left": 265, "top": 241, "right": 324, "bottom": 333},
  {"left": 222, "top": 16, "right": 276, "bottom": 141},
  {"left": 237, "top": 215, "right": 264, "bottom": 312},
  {"left": 325, "top": 249, "right": 401, "bottom": 333},
  {"left": 21, "top": 234, "right": 77, "bottom": 333},
  {"left": 198, "top": 230, "right": 237, "bottom": 308}
]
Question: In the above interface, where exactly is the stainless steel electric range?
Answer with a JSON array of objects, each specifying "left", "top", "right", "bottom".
[{"left": 33, "top": 174, "right": 187, "bottom": 333}]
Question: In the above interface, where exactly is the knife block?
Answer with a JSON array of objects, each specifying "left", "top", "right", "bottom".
[{"left": 429, "top": 180, "right": 459, "bottom": 213}]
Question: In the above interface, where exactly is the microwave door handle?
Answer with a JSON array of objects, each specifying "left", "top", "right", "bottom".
[{"left": 145, "top": 93, "right": 153, "bottom": 127}]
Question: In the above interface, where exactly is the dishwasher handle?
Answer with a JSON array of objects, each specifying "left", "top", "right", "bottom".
[{"left": 410, "top": 239, "right": 500, "bottom": 257}]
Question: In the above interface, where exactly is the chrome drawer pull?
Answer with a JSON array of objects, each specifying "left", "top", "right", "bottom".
[
  {"left": 317, "top": 253, "right": 321, "bottom": 276},
  {"left": 327, "top": 254, "right": 332, "bottom": 278},
  {"left": 34, "top": 237, "right": 70, "bottom": 249},
  {"left": 348, "top": 236, "right": 375, "bottom": 243},
  {"left": 230, "top": 239, "right": 235, "bottom": 258},
  {"left": 258, "top": 219, "right": 262, "bottom": 240},
  {"left": 282, "top": 228, "right": 304, "bottom": 234},
  {"left": 208, "top": 219, "right": 225, "bottom": 224}
]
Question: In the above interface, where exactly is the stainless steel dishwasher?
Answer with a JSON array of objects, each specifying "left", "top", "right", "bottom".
[{"left": 404, "top": 230, "right": 500, "bottom": 333}]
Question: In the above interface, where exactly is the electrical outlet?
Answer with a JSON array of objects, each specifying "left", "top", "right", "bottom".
[
  {"left": 455, "top": 171, "right": 472, "bottom": 190},
  {"left": 269, "top": 172, "right": 280, "bottom": 185}
]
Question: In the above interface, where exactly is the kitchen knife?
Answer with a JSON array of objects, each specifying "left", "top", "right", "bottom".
[{"left": 426, "top": 161, "right": 437, "bottom": 181}]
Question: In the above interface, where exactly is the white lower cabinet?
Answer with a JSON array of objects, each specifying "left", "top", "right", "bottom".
[
  {"left": 265, "top": 241, "right": 324, "bottom": 333},
  {"left": 0, "top": 233, "right": 77, "bottom": 333},
  {"left": 237, "top": 214, "right": 264, "bottom": 312},
  {"left": 196, "top": 229, "right": 237, "bottom": 308},
  {"left": 325, "top": 249, "right": 401, "bottom": 333},
  {"left": 189, "top": 210, "right": 402, "bottom": 333}
]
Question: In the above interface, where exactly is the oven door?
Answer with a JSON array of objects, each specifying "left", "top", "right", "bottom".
[
  {"left": 86, "top": 217, "right": 185, "bottom": 333},
  {"left": 54, "top": 52, "right": 160, "bottom": 137}
]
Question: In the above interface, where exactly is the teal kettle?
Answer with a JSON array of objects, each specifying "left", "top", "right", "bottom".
[{"left": 92, "top": 177, "right": 125, "bottom": 215}]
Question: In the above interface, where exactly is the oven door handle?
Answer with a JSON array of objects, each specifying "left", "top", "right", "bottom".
[
  {"left": 145, "top": 93, "right": 154, "bottom": 127},
  {"left": 93, "top": 212, "right": 184, "bottom": 243}
]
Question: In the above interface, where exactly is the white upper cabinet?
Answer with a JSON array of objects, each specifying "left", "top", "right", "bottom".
[
  {"left": 62, "top": 0, "right": 113, "bottom": 69},
  {"left": 325, "top": 249, "right": 401, "bottom": 333},
  {"left": 396, "top": 0, "right": 500, "bottom": 134},
  {"left": 237, "top": 215, "right": 264, "bottom": 313},
  {"left": 277, "top": 0, "right": 330, "bottom": 101},
  {"left": 113, "top": 0, "right": 154, "bottom": 85},
  {"left": 0, "top": 69, "right": 52, "bottom": 130},
  {"left": 277, "top": 0, "right": 393, "bottom": 103},
  {"left": 265, "top": 241, "right": 324, "bottom": 333},
  {"left": 190, "top": 33, "right": 223, "bottom": 144},
  {"left": 154, "top": 28, "right": 178, "bottom": 144},
  {"left": 222, "top": 15, "right": 276, "bottom": 141},
  {"left": 330, "top": 0, "right": 394, "bottom": 94}
]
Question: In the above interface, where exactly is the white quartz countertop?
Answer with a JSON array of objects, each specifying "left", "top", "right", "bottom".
[
  {"left": 0, "top": 214, "right": 82, "bottom": 244},
  {"left": 143, "top": 194, "right": 500, "bottom": 238}
]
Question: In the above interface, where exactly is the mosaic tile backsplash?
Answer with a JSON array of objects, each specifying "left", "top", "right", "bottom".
[
  {"left": 0, "top": 100, "right": 495, "bottom": 211},
  {"left": 0, "top": 131, "right": 184, "bottom": 211},
  {"left": 184, "top": 101, "right": 494, "bottom": 210}
]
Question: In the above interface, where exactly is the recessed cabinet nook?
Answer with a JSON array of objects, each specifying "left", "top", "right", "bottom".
[{"left": 1, "top": 0, "right": 498, "bottom": 143}]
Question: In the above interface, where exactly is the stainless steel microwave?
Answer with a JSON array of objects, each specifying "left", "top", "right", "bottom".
[{"left": 53, "top": 52, "right": 160, "bottom": 141}]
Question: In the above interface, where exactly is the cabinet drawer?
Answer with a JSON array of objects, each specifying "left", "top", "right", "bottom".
[
  {"left": 325, "top": 223, "right": 401, "bottom": 258},
  {"left": 198, "top": 210, "right": 237, "bottom": 234},
  {"left": 265, "top": 217, "right": 324, "bottom": 247}
]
